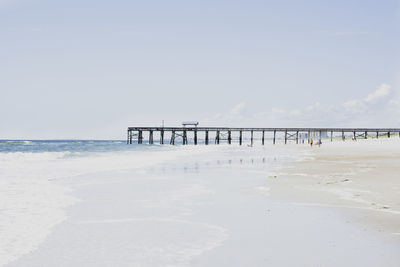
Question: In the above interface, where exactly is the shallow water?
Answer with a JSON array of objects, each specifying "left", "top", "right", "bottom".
[
  {"left": 0, "top": 141, "right": 293, "bottom": 266},
  {"left": 1, "top": 141, "right": 400, "bottom": 266}
]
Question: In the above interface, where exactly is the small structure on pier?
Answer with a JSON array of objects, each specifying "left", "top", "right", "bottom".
[{"left": 182, "top": 121, "right": 199, "bottom": 127}]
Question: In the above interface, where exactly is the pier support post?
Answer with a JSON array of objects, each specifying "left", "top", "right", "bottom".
[
  {"left": 308, "top": 130, "right": 310, "bottom": 144},
  {"left": 128, "top": 131, "right": 133, "bottom": 144},
  {"left": 183, "top": 130, "right": 187, "bottom": 145},
  {"left": 331, "top": 131, "right": 333, "bottom": 142},
  {"left": 319, "top": 130, "right": 322, "bottom": 143},
  {"left": 149, "top": 130, "right": 153, "bottom": 144},
  {"left": 342, "top": 131, "right": 345, "bottom": 141},
  {"left": 216, "top": 131, "right": 220, "bottom": 144},
  {"left": 262, "top": 131, "right": 265, "bottom": 145},
  {"left": 239, "top": 131, "right": 242, "bottom": 145},
  {"left": 251, "top": 131, "right": 253, "bottom": 146},
  {"left": 205, "top": 131, "right": 209, "bottom": 145},
  {"left": 388, "top": 132, "right": 391, "bottom": 138},
  {"left": 296, "top": 131, "right": 299, "bottom": 144},
  {"left": 284, "top": 130, "right": 287, "bottom": 144},
  {"left": 365, "top": 131, "right": 367, "bottom": 139},
  {"left": 160, "top": 130, "right": 164, "bottom": 144},
  {"left": 228, "top": 131, "right": 232, "bottom": 144},
  {"left": 170, "top": 131, "right": 175, "bottom": 145},
  {"left": 273, "top": 130, "right": 276, "bottom": 145},
  {"left": 353, "top": 131, "right": 356, "bottom": 140},
  {"left": 377, "top": 131, "right": 379, "bottom": 139},
  {"left": 194, "top": 130, "right": 197, "bottom": 145},
  {"left": 138, "top": 130, "right": 143, "bottom": 144}
]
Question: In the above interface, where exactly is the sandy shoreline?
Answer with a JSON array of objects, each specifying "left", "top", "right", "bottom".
[{"left": 274, "top": 138, "right": 400, "bottom": 241}]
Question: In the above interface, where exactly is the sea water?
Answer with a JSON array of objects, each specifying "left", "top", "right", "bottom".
[
  {"left": 0, "top": 140, "right": 296, "bottom": 266},
  {"left": 0, "top": 139, "right": 158, "bottom": 153}
]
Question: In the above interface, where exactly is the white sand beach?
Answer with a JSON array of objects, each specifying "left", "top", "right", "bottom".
[
  {"left": 2, "top": 139, "right": 400, "bottom": 267},
  {"left": 276, "top": 138, "right": 400, "bottom": 239}
]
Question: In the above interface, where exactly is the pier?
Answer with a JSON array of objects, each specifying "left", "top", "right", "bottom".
[{"left": 127, "top": 127, "right": 400, "bottom": 145}]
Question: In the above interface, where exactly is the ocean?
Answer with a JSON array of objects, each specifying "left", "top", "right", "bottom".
[{"left": 0, "top": 139, "right": 153, "bottom": 154}]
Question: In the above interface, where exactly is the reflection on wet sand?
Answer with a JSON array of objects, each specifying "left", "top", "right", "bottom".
[{"left": 147, "top": 157, "right": 273, "bottom": 174}]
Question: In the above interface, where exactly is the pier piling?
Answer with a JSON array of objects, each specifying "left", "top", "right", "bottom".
[
  {"left": 149, "top": 130, "right": 153, "bottom": 144},
  {"left": 170, "top": 130, "right": 175, "bottom": 145},
  {"left": 138, "top": 130, "right": 143, "bottom": 144},
  {"left": 183, "top": 130, "right": 187, "bottom": 145},
  {"left": 284, "top": 130, "right": 287, "bottom": 144},
  {"left": 262, "top": 131, "right": 265, "bottom": 145}
]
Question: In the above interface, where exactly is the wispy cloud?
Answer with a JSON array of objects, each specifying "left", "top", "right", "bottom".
[
  {"left": 230, "top": 102, "right": 246, "bottom": 115},
  {"left": 364, "top": 83, "right": 391, "bottom": 102},
  {"left": 343, "top": 83, "right": 392, "bottom": 113},
  {"left": 204, "top": 83, "right": 399, "bottom": 127},
  {"left": 201, "top": 102, "right": 247, "bottom": 126}
]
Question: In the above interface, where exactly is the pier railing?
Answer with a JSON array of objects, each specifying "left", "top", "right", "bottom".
[{"left": 127, "top": 127, "right": 400, "bottom": 145}]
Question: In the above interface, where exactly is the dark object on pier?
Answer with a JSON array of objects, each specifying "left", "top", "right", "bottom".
[
  {"left": 127, "top": 127, "right": 400, "bottom": 145},
  {"left": 182, "top": 121, "right": 199, "bottom": 127}
]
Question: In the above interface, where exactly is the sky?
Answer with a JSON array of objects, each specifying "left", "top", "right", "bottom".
[{"left": 1, "top": 0, "right": 399, "bottom": 139}]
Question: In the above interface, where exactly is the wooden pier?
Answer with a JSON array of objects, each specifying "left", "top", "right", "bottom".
[{"left": 127, "top": 127, "right": 400, "bottom": 145}]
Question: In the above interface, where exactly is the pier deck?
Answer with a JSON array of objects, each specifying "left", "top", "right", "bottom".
[{"left": 127, "top": 127, "right": 400, "bottom": 145}]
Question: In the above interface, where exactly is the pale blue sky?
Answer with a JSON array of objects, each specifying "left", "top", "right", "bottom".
[{"left": 1, "top": 0, "right": 399, "bottom": 139}]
